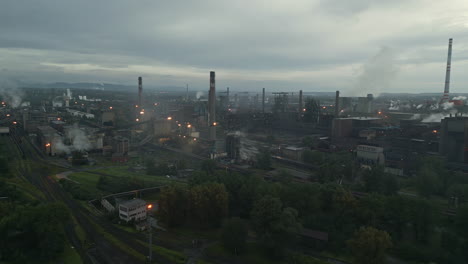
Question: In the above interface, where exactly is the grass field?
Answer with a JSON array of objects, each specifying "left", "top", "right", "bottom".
[{"left": 55, "top": 240, "right": 83, "bottom": 264}]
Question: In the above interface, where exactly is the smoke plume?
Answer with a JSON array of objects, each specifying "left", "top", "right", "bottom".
[
  {"left": 53, "top": 139, "right": 72, "bottom": 154},
  {"left": 196, "top": 91, "right": 204, "bottom": 100},
  {"left": 0, "top": 78, "right": 23, "bottom": 108},
  {"left": 422, "top": 110, "right": 457, "bottom": 123},
  {"left": 441, "top": 101, "right": 454, "bottom": 110},
  {"left": 67, "top": 124, "right": 91, "bottom": 151},
  {"left": 351, "top": 46, "right": 399, "bottom": 97},
  {"left": 452, "top": 96, "right": 467, "bottom": 101}
]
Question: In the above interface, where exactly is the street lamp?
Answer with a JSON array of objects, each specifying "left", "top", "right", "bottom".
[{"left": 146, "top": 204, "right": 154, "bottom": 263}]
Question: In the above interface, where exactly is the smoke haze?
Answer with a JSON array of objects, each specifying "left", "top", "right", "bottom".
[{"left": 350, "top": 46, "right": 399, "bottom": 97}]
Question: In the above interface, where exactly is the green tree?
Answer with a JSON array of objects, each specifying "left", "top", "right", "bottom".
[
  {"left": 0, "top": 202, "right": 70, "bottom": 262},
  {"left": 221, "top": 217, "right": 248, "bottom": 255},
  {"left": 251, "top": 195, "right": 301, "bottom": 256},
  {"left": 415, "top": 167, "right": 440, "bottom": 197},
  {"left": 188, "top": 183, "right": 229, "bottom": 228},
  {"left": 347, "top": 226, "right": 392, "bottom": 264},
  {"left": 158, "top": 185, "right": 188, "bottom": 228},
  {"left": 356, "top": 194, "right": 386, "bottom": 228},
  {"left": 256, "top": 149, "right": 272, "bottom": 170},
  {"left": 456, "top": 204, "right": 468, "bottom": 238},
  {"left": 201, "top": 159, "right": 217, "bottom": 175},
  {"left": 411, "top": 198, "right": 436, "bottom": 243},
  {"left": 0, "top": 156, "right": 11, "bottom": 178},
  {"left": 384, "top": 195, "right": 412, "bottom": 240}
]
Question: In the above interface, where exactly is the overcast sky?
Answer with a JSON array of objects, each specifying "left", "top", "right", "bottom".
[{"left": 1, "top": 0, "right": 468, "bottom": 95}]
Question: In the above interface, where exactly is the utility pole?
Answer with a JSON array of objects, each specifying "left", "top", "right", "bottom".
[{"left": 146, "top": 204, "right": 153, "bottom": 263}]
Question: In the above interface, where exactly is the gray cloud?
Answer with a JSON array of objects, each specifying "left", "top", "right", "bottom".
[{"left": 0, "top": 0, "right": 468, "bottom": 92}]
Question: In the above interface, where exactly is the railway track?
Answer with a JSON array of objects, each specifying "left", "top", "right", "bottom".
[{"left": 8, "top": 127, "right": 179, "bottom": 263}]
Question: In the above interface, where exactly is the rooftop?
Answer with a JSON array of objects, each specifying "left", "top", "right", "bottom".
[{"left": 120, "top": 199, "right": 146, "bottom": 208}]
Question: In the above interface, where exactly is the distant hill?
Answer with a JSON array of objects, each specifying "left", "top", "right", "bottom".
[{"left": 22, "top": 82, "right": 187, "bottom": 92}]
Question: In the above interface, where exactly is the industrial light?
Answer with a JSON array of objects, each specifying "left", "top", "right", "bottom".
[
  {"left": 433, "top": 130, "right": 438, "bottom": 133},
  {"left": 187, "top": 124, "right": 191, "bottom": 128},
  {"left": 147, "top": 204, "right": 153, "bottom": 210},
  {"left": 12, "top": 121, "right": 17, "bottom": 125},
  {"left": 167, "top": 117, "right": 172, "bottom": 120},
  {"left": 136, "top": 118, "right": 140, "bottom": 122},
  {"left": 45, "top": 143, "right": 51, "bottom": 147},
  {"left": 213, "top": 122, "right": 217, "bottom": 126},
  {"left": 135, "top": 104, "right": 139, "bottom": 108},
  {"left": 109, "top": 106, "right": 113, "bottom": 110},
  {"left": 193, "top": 138, "right": 197, "bottom": 141},
  {"left": 303, "top": 108, "right": 306, "bottom": 112},
  {"left": 140, "top": 111, "right": 144, "bottom": 115},
  {"left": 322, "top": 106, "right": 326, "bottom": 109},
  {"left": 378, "top": 111, "right": 382, "bottom": 115},
  {"left": 57, "top": 117, "right": 61, "bottom": 121},
  {"left": 6, "top": 114, "right": 10, "bottom": 117}
]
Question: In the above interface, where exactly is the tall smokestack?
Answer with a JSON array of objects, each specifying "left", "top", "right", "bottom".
[
  {"left": 262, "top": 88, "right": 265, "bottom": 114},
  {"left": 298, "top": 90, "right": 303, "bottom": 113},
  {"left": 209, "top": 71, "right": 216, "bottom": 141},
  {"left": 138, "top": 77, "right": 143, "bottom": 107},
  {"left": 335, "top": 90, "right": 340, "bottom": 117},
  {"left": 441, "top": 38, "right": 453, "bottom": 103},
  {"left": 226, "top": 87, "right": 230, "bottom": 109}
]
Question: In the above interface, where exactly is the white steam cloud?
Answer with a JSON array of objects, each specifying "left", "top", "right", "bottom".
[
  {"left": 67, "top": 124, "right": 91, "bottom": 151},
  {"left": 196, "top": 91, "right": 204, "bottom": 100},
  {"left": 350, "top": 46, "right": 399, "bottom": 97},
  {"left": 0, "top": 78, "right": 23, "bottom": 108},
  {"left": 388, "top": 100, "right": 399, "bottom": 111},
  {"left": 452, "top": 96, "right": 467, "bottom": 101},
  {"left": 422, "top": 110, "right": 457, "bottom": 123},
  {"left": 54, "top": 124, "right": 92, "bottom": 154},
  {"left": 441, "top": 101, "right": 454, "bottom": 110}
]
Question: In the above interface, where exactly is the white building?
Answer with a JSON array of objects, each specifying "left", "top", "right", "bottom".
[
  {"left": 118, "top": 199, "right": 147, "bottom": 222},
  {"left": 356, "top": 145, "right": 385, "bottom": 166}
]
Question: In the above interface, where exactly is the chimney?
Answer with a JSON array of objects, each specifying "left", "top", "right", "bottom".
[
  {"left": 335, "top": 90, "right": 340, "bottom": 117},
  {"left": 209, "top": 71, "right": 216, "bottom": 141},
  {"left": 262, "top": 88, "right": 265, "bottom": 114},
  {"left": 441, "top": 38, "right": 453, "bottom": 103},
  {"left": 138, "top": 77, "right": 143, "bottom": 107},
  {"left": 298, "top": 90, "right": 303, "bottom": 113},
  {"left": 227, "top": 87, "right": 230, "bottom": 109}
]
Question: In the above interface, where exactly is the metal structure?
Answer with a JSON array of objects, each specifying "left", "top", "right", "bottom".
[
  {"left": 262, "top": 88, "right": 265, "bottom": 114},
  {"left": 298, "top": 90, "right": 303, "bottom": 113},
  {"left": 335, "top": 90, "right": 340, "bottom": 117},
  {"left": 441, "top": 38, "right": 453, "bottom": 104},
  {"left": 138, "top": 77, "right": 143, "bottom": 107},
  {"left": 209, "top": 71, "right": 216, "bottom": 141}
]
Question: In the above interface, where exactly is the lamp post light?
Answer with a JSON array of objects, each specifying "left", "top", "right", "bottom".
[{"left": 147, "top": 204, "right": 153, "bottom": 263}]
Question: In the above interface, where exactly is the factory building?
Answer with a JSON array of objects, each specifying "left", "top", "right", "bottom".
[
  {"left": 37, "top": 126, "right": 62, "bottom": 156},
  {"left": 356, "top": 145, "right": 385, "bottom": 166},
  {"left": 439, "top": 116, "right": 468, "bottom": 163},
  {"left": 118, "top": 199, "right": 147, "bottom": 222},
  {"left": 101, "top": 110, "right": 116, "bottom": 127}
]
